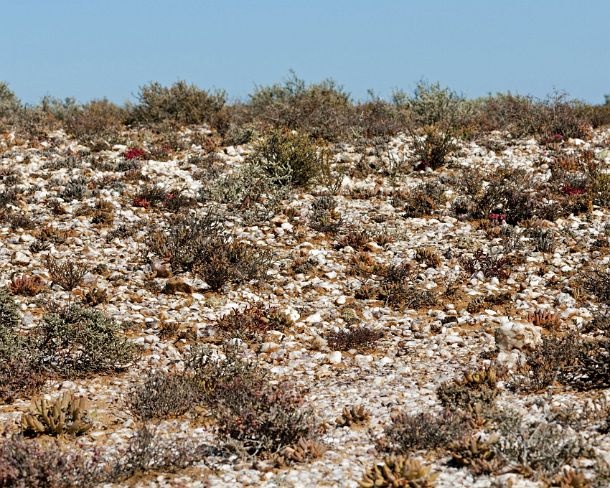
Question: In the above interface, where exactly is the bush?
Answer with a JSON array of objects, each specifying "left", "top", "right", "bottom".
[
  {"left": 188, "top": 347, "right": 318, "bottom": 455},
  {"left": 325, "top": 326, "right": 383, "bottom": 352},
  {"left": 410, "top": 125, "right": 458, "bottom": 170},
  {"left": 0, "top": 288, "right": 20, "bottom": 359},
  {"left": 247, "top": 129, "right": 329, "bottom": 187},
  {"left": 380, "top": 409, "right": 471, "bottom": 454},
  {"left": 63, "top": 98, "right": 126, "bottom": 144},
  {"left": 0, "top": 81, "right": 21, "bottom": 120},
  {"left": 34, "top": 304, "right": 139, "bottom": 376},
  {"left": 0, "top": 435, "right": 96, "bottom": 487},
  {"left": 128, "top": 371, "right": 203, "bottom": 421},
  {"left": 147, "top": 214, "right": 271, "bottom": 291},
  {"left": 45, "top": 256, "right": 88, "bottom": 291},
  {"left": 216, "top": 303, "right": 292, "bottom": 342},
  {"left": 130, "top": 80, "right": 226, "bottom": 126},
  {"left": 247, "top": 72, "right": 354, "bottom": 141}
]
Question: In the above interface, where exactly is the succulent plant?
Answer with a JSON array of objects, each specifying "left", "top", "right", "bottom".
[
  {"left": 21, "top": 391, "right": 92, "bottom": 436},
  {"left": 272, "top": 437, "right": 327, "bottom": 467},
  {"left": 336, "top": 404, "right": 371, "bottom": 427},
  {"left": 528, "top": 309, "right": 561, "bottom": 330},
  {"left": 437, "top": 365, "right": 501, "bottom": 411},
  {"left": 7, "top": 274, "right": 45, "bottom": 297},
  {"left": 550, "top": 467, "right": 591, "bottom": 487},
  {"left": 359, "top": 456, "right": 438, "bottom": 488},
  {"left": 449, "top": 434, "right": 502, "bottom": 475}
]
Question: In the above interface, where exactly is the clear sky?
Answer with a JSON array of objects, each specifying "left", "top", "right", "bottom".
[{"left": 2, "top": 0, "right": 609, "bottom": 105}]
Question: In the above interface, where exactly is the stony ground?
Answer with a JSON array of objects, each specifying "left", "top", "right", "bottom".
[{"left": 1, "top": 126, "right": 609, "bottom": 487}]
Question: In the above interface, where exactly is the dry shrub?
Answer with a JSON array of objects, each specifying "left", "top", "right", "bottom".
[
  {"left": 147, "top": 214, "right": 272, "bottom": 291},
  {"left": 246, "top": 72, "right": 354, "bottom": 141},
  {"left": 410, "top": 125, "right": 458, "bottom": 170},
  {"left": 46, "top": 257, "right": 88, "bottom": 291},
  {"left": 33, "top": 304, "right": 139, "bottom": 377},
  {"left": 130, "top": 80, "right": 226, "bottom": 126},
  {"left": 247, "top": 129, "right": 329, "bottom": 187},
  {"left": 64, "top": 98, "right": 126, "bottom": 145},
  {"left": 187, "top": 347, "right": 318, "bottom": 455},
  {"left": 216, "top": 303, "right": 292, "bottom": 342},
  {"left": 510, "top": 331, "right": 610, "bottom": 391},
  {"left": 128, "top": 371, "right": 203, "bottom": 421},
  {"left": 325, "top": 326, "right": 383, "bottom": 352},
  {"left": 380, "top": 409, "right": 472, "bottom": 454}
]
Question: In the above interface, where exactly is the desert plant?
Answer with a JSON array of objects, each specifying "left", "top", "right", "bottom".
[
  {"left": 21, "top": 391, "right": 91, "bottom": 437},
  {"left": 381, "top": 409, "right": 472, "bottom": 455},
  {"left": 326, "top": 326, "right": 383, "bottom": 352},
  {"left": 309, "top": 195, "right": 343, "bottom": 233},
  {"left": 128, "top": 371, "right": 203, "bottom": 421},
  {"left": 46, "top": 256, "right": 88, "bottom": 291},
  {"left": 34, "top": 304, "right": 139, "bottom": 376},
  {"left": 449, "top": 434, "right": 502, "bottom": 476},
  {"left": 7, "top": 275, "right": 45, "bottom": 297},
  {"left": 216, "top": 303, "right": 292, "bottom": 342},
  {"left": 130, "top": 80, "right": 226, "bottom": 126},
  {"left": 410, "top": 125, "right": 458, "bottom": 170},
  {"left": 336, "top": 405, "right": 371, "bottom": 427},
  {"left": 247, "top": 72, "right": 354, "bottom": 141},
  {"left": 437, "top": 366, "right": 501, "bottom": 411},
  {"left": 359, "top": 456, "right": 438, "bottom": 488},
  {"left": 247, "top": 129, "right": 329, "bottom": 187},
  {"left": 0, "top": 435, "right": 97, "bottom": 487}
]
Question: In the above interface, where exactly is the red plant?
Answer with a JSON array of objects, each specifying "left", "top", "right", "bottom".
[
  {"left": 133, "top": 197, "right": 151, "bottom": 208},
  {"left": 488, "top": 213, "right": 507, "bottom": 221},
  {"left": 562, "top": 185, "right": 587, "bottom": 196},
  {"left": 124, "top": 148, "right": 146, "bottom": 160}
]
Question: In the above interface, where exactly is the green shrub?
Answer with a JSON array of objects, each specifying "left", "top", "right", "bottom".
[
  {"left": 63, "top": 98, "right": 126, "bottom": 144},
  {"left": 147, "top": 214, "right": 272, "bottom": 291},
  {"left": 247, "top": 129, "right": 329, "bottom": 187},
  {"left": 34, "top": 304, "right": 139, "bottom": 376},
  {"left": 0, "top": 81, "right": 21, "bottom": 119},
  {"left": 130, "top": 80, "right": 225, "bottom": 126},
  {"left": 410, "top": 125, "right": 458, "bottom": 170},
  {"left": 0, "top": 288, "right": 21, "bottom": 360},
  {"left": 248, "top": 72, "right": 353, "bottom": 140}
]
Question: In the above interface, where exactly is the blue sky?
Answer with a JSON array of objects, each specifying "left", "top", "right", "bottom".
[{"left": 2, "top": 0, "right": 609, "bottom": 105}]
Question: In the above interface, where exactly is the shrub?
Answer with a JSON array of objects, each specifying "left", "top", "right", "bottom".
[
  {"left": 0, "top": 81, "right": 21, "bottom": 120},
  {"left": 0, "top": 357, "right": 46, "bottom": 404},
  {"left": 325, "top": 326, "right": 383, "bottom": 352},
  {"left": 247, "top": 129, "right": 329, "bottom": 187},
  {"left": 34, "top": 304, "right": 139, "bottom": 376},
  {"left": 247, "top": 72, "right": 354, "bottom": 141},
  {"left": 216, "top": 303, "right": 292, "bottom": 342},
  {"left": 128, "top": 371, "right": 203, "bottom": 421},
  {"left": 63, "top": 98, "right": 126, "bottom": 144},
  {"left": 147, "top": 214, "right": 272, "bottom": 291},
  {"left": 130, "top": 80, "right": 226, "bottom": 126},
  {"left": 380, "top": 409, "right": 472, "bottom": 454},
  {"left": 410, "top": 125, "right": 458, "bottom": 170},
  {"left": 398, "top": 181, "right": 446, "bottom": 218},
  {"left": 395, "top": 80, "right": 471, "bottom": 130},
  {"left": 45, "top": 256, "right": 88, "bottom": 291},
  {"left": 187, "top": 347, "right": 317, "bottom": 455},
  {"left": 309, "top": 195, "right": 343, "bottom": 233},
  {"left": 0, "top": 435, "right": 96, "bottom": 487}
]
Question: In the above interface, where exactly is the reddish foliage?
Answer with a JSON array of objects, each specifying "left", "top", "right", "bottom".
[{"left": 124, "top": 148, "right": 146, "bottom": 160}]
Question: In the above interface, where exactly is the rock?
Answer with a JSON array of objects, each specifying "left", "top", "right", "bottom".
[
  {"left": 305, "top": 312, "right": 322, "bottom": 323},
  {"left": 151, "top": 260, "right": 172, "bottom": 278},
  {"left": 495, "top": 320, "right": 542, "bottom": 352},
  {"left": 12, "top": 251, "right": 30, "bottom": 265},
  {"left": 162, "top": 277, "right": 194, "bottom": 294},
  {"left": 328, "top": 351, "right": 342, "bottom": 364}
]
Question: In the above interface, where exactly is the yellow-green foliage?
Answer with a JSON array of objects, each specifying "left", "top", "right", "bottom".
[
  {"left": 21, "top": 391, "right": 91, "bottom": 436},
  {"left": 359, "top": 456, "right": 438, "bottom": 488}
]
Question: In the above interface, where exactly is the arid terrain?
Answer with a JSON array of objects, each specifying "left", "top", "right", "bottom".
[{"left": 0, "top": 81, "right": 609, "bottom": 487}]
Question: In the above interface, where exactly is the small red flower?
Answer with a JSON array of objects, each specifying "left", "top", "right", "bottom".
[
  {"left": 124, "top": 148, "right": 146, "bottom": 160},
  {"left": 488, "top": 213, "right": 506, "bottom": 221},
  {"left": 133, "top": 197, "right": 151, "bottom": 208}
]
